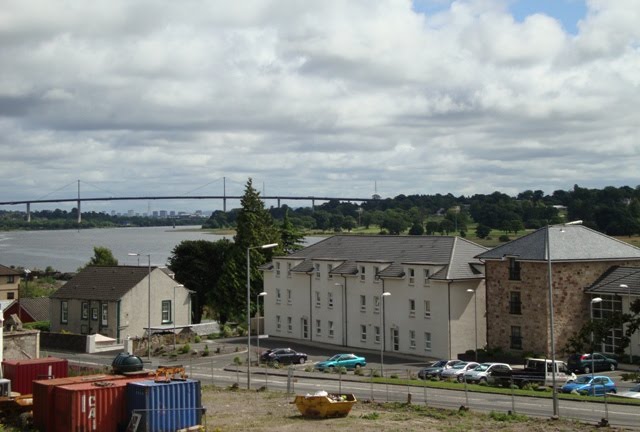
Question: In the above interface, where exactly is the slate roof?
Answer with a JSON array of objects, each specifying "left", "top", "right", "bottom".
[
  {"left": 278, "top": 235, "right": 488, "bottom": 280},
  {"left": 0, "top": 265, "right": 21, "bottom": 276},
  {"left": 476, "top": 225, "right": 640, "bottom": 262},
  {"left": 18, "top": 297, "right": 51, "bottom": 321},
  {"left": 51, "top": 266, "right": 154, "bottom": 301},
  {"left": 586, "top": 266, "right": 640, "bottom": 297}
]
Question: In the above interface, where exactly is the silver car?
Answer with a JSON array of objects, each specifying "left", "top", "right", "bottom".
[
  {"left": 463, "top": 362, "right": 511, "bottom": 384},
  {"left": 440, "top": 361, "right": 480, "bottom": 382}
]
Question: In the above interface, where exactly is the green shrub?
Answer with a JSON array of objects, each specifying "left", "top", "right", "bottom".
[
  {"left": 354, "top": 368, "right": 365, "bottom": 376},
  {"left": 180, "top": 343, "right": 191, "bottom": 354},
  {"left": 202, "top": 345, "right": 210, "bottom": 356},
  {"left": 24, "top": 321, "right": 50, "bottom": 331},
  {"left": 233, "top": 356, "right": 242, "bottom": 365},
  {"left": 194, "top": 335, "right": 201, "bottom": 343},
  {"left": 361, "top": 412, "right": 380, "bottom": 420}
]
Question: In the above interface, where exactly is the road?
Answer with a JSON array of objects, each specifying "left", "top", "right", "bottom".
[{"left": 51, "top": 340, "right": 640, "bottom": 430}]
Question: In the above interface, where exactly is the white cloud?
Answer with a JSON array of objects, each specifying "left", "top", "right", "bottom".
[{"left": 0, "top": 0, "right": 639, "bottom": 212}]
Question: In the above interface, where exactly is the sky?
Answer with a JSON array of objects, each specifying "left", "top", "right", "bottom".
[{"left": 0, "top": 0, "right": 639, "bottom": 214}]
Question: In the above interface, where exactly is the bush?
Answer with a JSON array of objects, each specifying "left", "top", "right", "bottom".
[
  {"left": 24, "top": 321, "right": 50, "bottom": 331},
  {"left": 202, "top": 345, "right": 210, "bottom": 357},
  {"left": 354, "top": 368, "right": 365, "bottom": 376},
  {"left": 180, "top": 343, "right": 191, "bottom": 354},
  {"left": 194, "top": 335, "right": 201, "bottom": 343},
  {"left": 499, "top": 235, "right": 511, "bottom": 242},
  {"left": 233, "top": 356, "right": 242, "bottom": 366}
]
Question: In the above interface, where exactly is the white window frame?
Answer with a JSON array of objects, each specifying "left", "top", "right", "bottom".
[
  {"left": 424, "top": 300, "right": 431, "bottom": 318},
  {"left": 409, "top": 330, "right": 416, "bottom": 349},
  {"left": 276, "top": 288, "right": 281, "bottom": 304},
  {"left": 316, "top": 319, "right": 321, "bottom": 336},
  {"left": 423, "top": 268, "right": 430, "bottom": 286},
  {"left": 276, "top": 315, "right": 281, "bottom": 332},
  {"left": 360, "top": 325, "right": 367, "bottom": 342},
  {"left": 374, "top": 295, "right": 380, "bottom": 314},
  {"left": 287, "top": 316, "right": 292, "bottom": 333},
  {"left": 61, "top": 301, "right": 68, "bottom": 324},
  {"left": 314, "top": 263, "right": 320, "bottom": 279},
  {"left": 425, "top": 332, "right": 432, "bottom": 351},
  {"left": 327, "top": 264, "right": 333, "bottom": 280},
  {"left": 287, "top": 289, "right": 292, "bottom": 305},
  {"left": 287, "top": 262, "right": 292, "bottom": 278},
  {"left": 360, "top": 295, "right": 366, "bottom": 312},
  {"left": 373, "top": 266, "right": 380, "bottom": 283},
  {"left": 315, "top": 290, "right": 321, "bottom": 308},
  {"left": 328, "top": 292, "right": 334, "bottom": 309},
  {"left": 408, "top": 267, "right": 415, "bottom": 285},
  {"left": 360, "top": 265, "right": 366, "bottom": 282},
  {"left": 161, "top": 300, "right": 170, "bottom": 324},
  {"left": 409, "top": 299, "right": 416, "bottom": 317},
  {"left": 275, "top": 262, "right": 281, "bottom": 277},
  {"left": 374, "top": 326, "right": 381, "bottom": 344},
  {"left": 328, "top": 320, "right": 334, "bottom": 338}
]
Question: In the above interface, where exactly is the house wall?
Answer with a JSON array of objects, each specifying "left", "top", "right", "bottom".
[
  {"left": 0, "top": 274, "right": 20, "bottom": 301},
  {"left": 486, "top": 259, "right": 640, "bottom": 357},
  {"left": 264, "top": 258, "right": 486, "bottom": 360}
]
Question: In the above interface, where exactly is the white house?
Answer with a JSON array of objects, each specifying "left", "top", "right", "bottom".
[{"left": 262, "top": 235, "right": 488, "bottom": 360}]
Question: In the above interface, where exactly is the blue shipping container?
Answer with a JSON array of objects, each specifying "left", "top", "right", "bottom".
[{"left": 126, "top": 379, "right": 202, "bottom": 432}]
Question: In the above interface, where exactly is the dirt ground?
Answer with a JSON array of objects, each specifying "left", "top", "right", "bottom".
[{"left": 200, "top": 385, "right": 627, "bottom": 432}]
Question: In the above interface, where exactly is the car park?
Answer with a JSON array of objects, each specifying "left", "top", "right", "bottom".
[
  {"left": 418, "top": 359, "right": 462, "bottom": 380},
  {"left": 567, "top": 353, "right": 618, "bottom": 374},
  {"left": 260, "top": 348, "right": 308, "bottom": 365},
  {"left": 463, "top": 362, "right": 511, "bottom": 384},
  {"left": 617, "top": 383, "right": 640, "bottom": 399},
  {"left": 560, "top": 375, "right": 617, "bottom": 396},
  {"left": 314, "top": 354, "right": 366, "bottom": 371},
  {"left": 440, "top": 361, "right": 479, "bottom": 382}
]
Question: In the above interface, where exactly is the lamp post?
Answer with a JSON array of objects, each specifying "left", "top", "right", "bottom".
[
  {"left": 22, "top": 269, "right": 31, "bottom": 322},
  {"left": 129, "top": 253, "right": 152, "bottom": 360},
  {"left": 590, "top": 297, "right": 603, "bottom": 379},
  {"left": 256, "top": 291, "right": 267, "bottom": 368},
  {"left": 380, "top": 292, "right": 391, "bottom": 377},
  {"left": 620, "top": 284, "right": 632, "bottom": 364},
  {"left": 173, "top": 284, "right": 184, "bottom": 350},
  {"left": 247, "top": 243, "right": 278, "bottom": 390},
  {"left": 467, "top": 288, "right": 478, "bottom": 362},
  {"left": 546, "top": 220, "right": 582, "bottom": 418},
  {"left": 334, "top": 283, "right": 346, "bottom": 346}
]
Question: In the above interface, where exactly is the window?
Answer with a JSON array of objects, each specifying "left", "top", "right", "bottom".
[
  {"left": 82, "top": 302, "right": 89, "bottom": 320},
  {"left": 276, "top": 315, "right": 281, "bottom": 332},
  {"left": 7, "top": 276, "right": 15, "bottom": 283},
  {"left": 101, "top": 303, "right": 108, "bottom": 326},
  {"left": 287, "top": 289, "right": 292, "bottom": 305},
  {"left": 508, "top": 258, "right": 521, "bottom": 280},
  {"left": 374, "top": 326, "right": 381, "bottom": 344},
  {"left": 287, "top": 316, "right": 292, "bottom": 333},
  {"left": 409, "top": 299, "right": 416, "bottom": 317},
  {"left": 409, "top": 330, "right": 416, "bottom": 349},
  {"left": 316, "top": 319, "right": 321, "bottom": 336},
  {"left": 275, "top": 262, "right": 281, "bottom": 277},
  {"left": 61, "top": 301, "right": 68, "bottom": 324},
  {"left": 424, "top": 300, "right": 431, "bottom": 318},
  {"left": 374, "top": 296, "right": 380, "bottom": 313},
  {"left": 161, "top": 300, "right": 171, "bottom": 324},
  {"left": 510, "top": 291, "right": 522, "bottom": 315},
  {"left": 424, "top": 332, "right": 432, "bottom": 351},
  {"left": 360, "top": 325, "right": 367, "bottom": 342},
  {"left": 360, "top": 295, "right": 366, "bottom": 312},
  {"left": 328, "top": 292, "right": 334, "bottom": 309},
  {"left": 327, "top": 264, "right": 333, "bottom": 280},
  {"left": 7, "top": 292, "right": 14, "bottom": 300},
  {"left": 314, "top": 263, "right": 320, "bottom": 279},
  {"left": 373, "top": 266, "right": 380, "bottom": 283},
  {"left": 360, "top": 266, "right": 366, "bottom": 281},
  {"left": 408, "top": 268, "right": 415, "bottom": 285},
  {"left": 287, "top": 263, "right": 292, "bottom": 278},
  {"left": 423, "top": 269, "right": 430, "bottom": 286},
  {"left": 315, "top": 291, "right": 321, "bottom": 308},
  {"left": 92, "top": 307, "right": 98, "bottom": 320},
  {"left": 510, "top": 326, "right": 522, "bottom": 349},
  {"left": 276, "top": 288, "right": 281, "bottom": 304},
  {"left": 328, "top": 321, "right": 334, "bottom": 338}
]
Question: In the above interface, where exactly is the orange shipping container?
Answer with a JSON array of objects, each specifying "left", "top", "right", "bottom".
[{"left": 51, "top": 376, "right": 148, "bottom": 432}]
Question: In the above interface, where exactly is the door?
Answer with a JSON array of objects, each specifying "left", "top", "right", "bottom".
[{"left": 392, "top": 328, "right": 399, "bottom": 351}]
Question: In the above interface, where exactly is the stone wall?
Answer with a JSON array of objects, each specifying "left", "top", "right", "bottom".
[
  {"left": 3, "top": 330, "right": 40, "bottom": 360},
  {"left": 486, "top": 259, "right": 640, "bottom": 357}
]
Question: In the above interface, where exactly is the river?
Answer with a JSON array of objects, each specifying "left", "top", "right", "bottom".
[{"left": 0, "top": 226, "right": 321, "bottom": 273}]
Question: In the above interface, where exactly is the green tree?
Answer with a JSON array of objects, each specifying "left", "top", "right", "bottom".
[
  {"left": 81, "top": 246, "right": 118, "bottom": 270},
  {"left": 475, "top": 224, "right": 491, "bottom": 239},
  {"left": 168, "top": 239, "right": 233, "bottom": 323},
  {"left": 280, "top": 209, "right": 304, "bottom": 253},
  {"left": 408, "top": 222, "right": 424, "bottom": 235},
  {"left": 425, "top": 221, "right": 439, "bottom": 235}
]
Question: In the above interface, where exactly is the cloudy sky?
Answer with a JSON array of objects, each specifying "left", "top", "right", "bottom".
[{"left": 1, "top": 0, "right": 639, "bottom": 213}]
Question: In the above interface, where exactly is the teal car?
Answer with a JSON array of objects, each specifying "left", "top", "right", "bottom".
[{"left": 314, "top": 353, "right": 367, "bottom": 371}]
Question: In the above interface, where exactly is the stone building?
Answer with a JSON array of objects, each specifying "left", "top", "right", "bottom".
[{"left": 476, "top": 225, "right": 640, "bottom": 357}]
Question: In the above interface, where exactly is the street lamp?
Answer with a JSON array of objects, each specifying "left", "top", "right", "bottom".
[
  {"left": 173, "top": 284, "right": 184, "bottom": 350},
  {"left": 380, "top": 292, "right": 391, "bottom": 377},
  {"left": 547, "top": 220, "right": 582, "bottom": 418},
  {"left": 620, "top": 284, "right": 632, "bottom": 364},
  {"left": 247, "top": 243, "right": 278, "bottom": 390},
  {"left": 334, "top": 282, "right": 346, "bottom": 346},
  {"left": 467, "top": 288, "right": 478, "bottom": 362},
  {"left": 129, "top": 253, "right": 152, "bottom": 360},
  {"left": 590, "top": 297, "right": 603, "bottom": 378},
  {"left": 22, "top": 269, "right": 31, "bottom": 322},
  {"left": 256, "top": 291, "right": 267, "bottom": 368}
]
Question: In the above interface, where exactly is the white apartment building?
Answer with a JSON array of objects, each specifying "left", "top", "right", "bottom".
[{"left": 262, "top": 235, "right": 488, "bottom": 360}]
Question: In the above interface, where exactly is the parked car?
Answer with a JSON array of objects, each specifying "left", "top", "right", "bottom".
[
  {"left": 463, "top": 362, "right": 512, "bottom": 384},
  {"left": 314, "top": 354, "right": 366, "bottom": 371},
  {"left": 617, "top": 383, "right": 640, "bottom": 399},
  {"left": 440, "top": 361, "right": 479, "bottom": 382},
  {"left": 567, "top": 353, "right": 618, "bottom": 374},
  {"left": 418, "top": 359, "right": 462, "bottom": 380},
  {"left": 560, "top": 375, "right": 617, "bottom": 396},
  {"left": 260, "top": 348, "right": 308, "bottom": 365}
]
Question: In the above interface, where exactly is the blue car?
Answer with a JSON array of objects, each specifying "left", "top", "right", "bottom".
[
  {"left": 314, "top": 353, "right": 366, "bottom": 371},
  {"left": 560, "top": 375, "right": 617, "bottom": 396}
]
